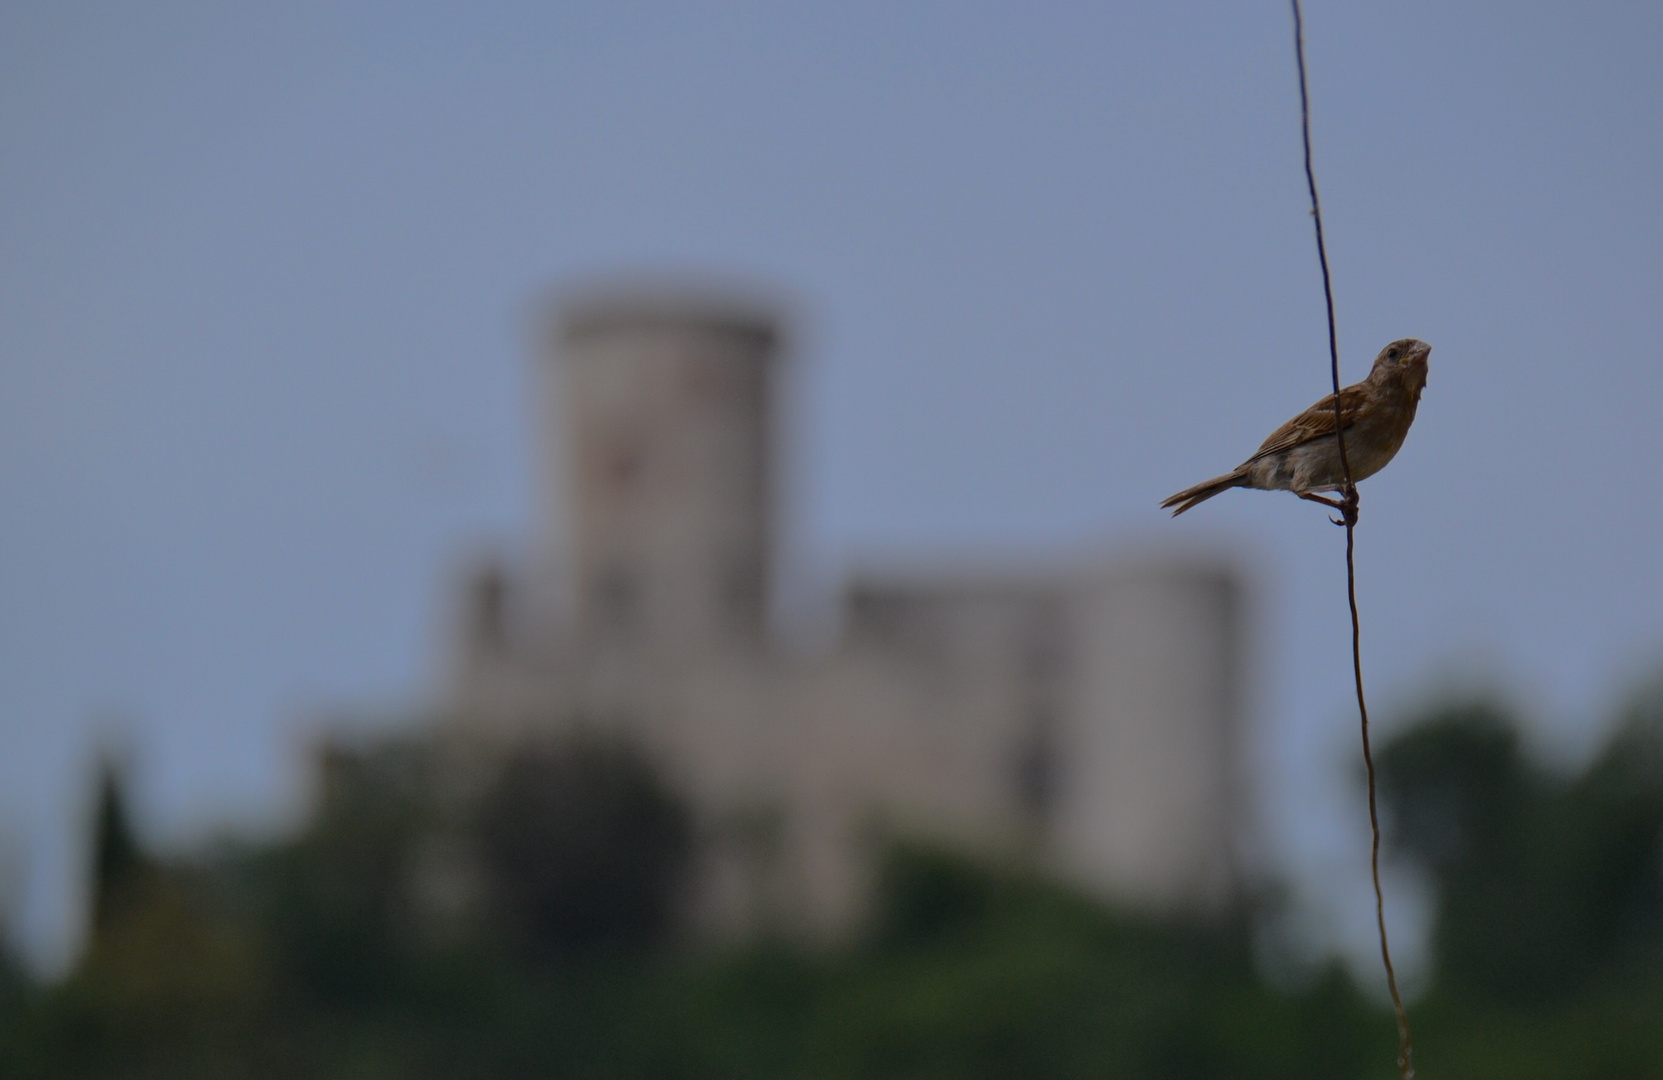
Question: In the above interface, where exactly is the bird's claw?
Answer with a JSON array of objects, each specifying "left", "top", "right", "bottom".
[
  {"left": 1304, "top": 487, "right": 1359, "bottom": 527},
  {"left": 1336, "top": 488, "right": 1359, "bottom": 528}
]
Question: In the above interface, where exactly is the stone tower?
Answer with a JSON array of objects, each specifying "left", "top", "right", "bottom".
[
  {"left": 551, "top": 294, "right": 778, "bottom": 655},
  {"left": 443, "top": 284, "right": 1250, "bottom": 932},
  {"left": 1051, "top": 562, "right": 1245, "bottom": 911}
]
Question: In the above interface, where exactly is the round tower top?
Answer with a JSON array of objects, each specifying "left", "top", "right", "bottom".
[{"left": 550, "top": 285, "right": 781, "bottom": 356}]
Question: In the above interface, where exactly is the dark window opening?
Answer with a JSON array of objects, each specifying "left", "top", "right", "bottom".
[{"left": 1014, "top": 710, "right": 1058, "bottom": 830}]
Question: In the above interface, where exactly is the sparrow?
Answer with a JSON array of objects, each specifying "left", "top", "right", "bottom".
[{"left": 1162, "top": 338, "right": 1430, "bottom": 517}]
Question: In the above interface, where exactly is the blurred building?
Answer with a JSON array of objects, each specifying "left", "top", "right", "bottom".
[{"left": 445, "top": 289, "right": 1248, "bottom": 936}]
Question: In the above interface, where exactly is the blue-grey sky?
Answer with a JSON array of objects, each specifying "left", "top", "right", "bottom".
[{"left": 3, "top": 2, "right": 1661, "bottom": 976}]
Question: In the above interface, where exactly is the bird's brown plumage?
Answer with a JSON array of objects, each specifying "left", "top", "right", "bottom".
[
  {"left": 1246, "top": 382, "right": 1371, "bottom": 463},
  {"left": 1161, "top": 338, "right": 1430, "bottom": 516}
]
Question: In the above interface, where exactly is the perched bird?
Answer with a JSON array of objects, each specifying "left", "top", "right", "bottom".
[{"left": 1162, "top": 338, "right": 1430, "bottom": 517}]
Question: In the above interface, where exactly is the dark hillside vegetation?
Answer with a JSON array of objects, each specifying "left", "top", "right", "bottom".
[{"left": 3, "top": 687, "right": 1662, "bottom": 1079}]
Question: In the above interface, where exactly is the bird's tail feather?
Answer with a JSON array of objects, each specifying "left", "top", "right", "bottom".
[{"left": 1160, "top": 470, "right": 1248, "bottom": 516}]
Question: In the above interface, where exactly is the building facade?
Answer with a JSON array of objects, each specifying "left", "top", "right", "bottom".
[{"left": 446, "top": 289, "right": 1249, "bottom": 935}]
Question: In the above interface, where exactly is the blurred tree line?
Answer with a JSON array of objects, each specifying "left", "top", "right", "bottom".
[{"left": 1, "top": 681, "right": 1661, "bottom": 1079}]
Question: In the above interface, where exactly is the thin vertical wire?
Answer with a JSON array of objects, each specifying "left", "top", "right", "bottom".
[{"left": 1290, "top": 3, "right": 1415, "bottom": 1077}]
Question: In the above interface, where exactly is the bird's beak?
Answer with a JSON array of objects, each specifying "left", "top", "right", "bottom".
[{"left": 1410, "top": 342, "right": 1431, "bottom": 387}]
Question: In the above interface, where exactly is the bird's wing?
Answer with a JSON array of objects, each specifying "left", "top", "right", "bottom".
[{"left": 1245, "top": 383, "right": 1369, "bottom": 464}]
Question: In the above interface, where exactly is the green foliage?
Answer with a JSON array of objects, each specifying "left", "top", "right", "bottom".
[
  {"left": 5, "top": 691, "right": 1663, "bottom": 1078},
  {"left": 255, "top": 741, "right": 434, "bottom": 1004},
  {"left": 1377, "top": 689, "right": 1663, "bottom": 1005},
  {"left": 89, "top": 761, "right": 149, "bottom": 936},
  {"left": 475, "top": 736, "right": 692, "bottom": 959}
]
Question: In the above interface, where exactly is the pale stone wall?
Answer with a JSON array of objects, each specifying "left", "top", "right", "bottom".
[
  {"left": 443, "top": 288, "right": 1250, "bottom": 937},
  {"left": 1048, "top": 562, "right": 1245, "bottom": 912},
  {"left": 556, "top": 296, "right": 775, "bottom": 654}
]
